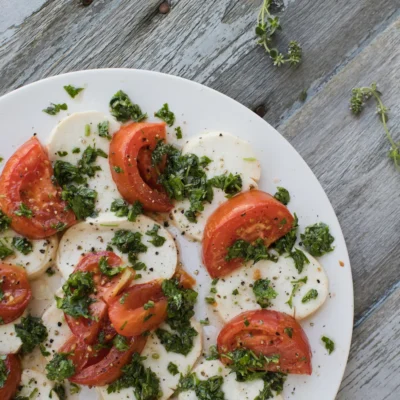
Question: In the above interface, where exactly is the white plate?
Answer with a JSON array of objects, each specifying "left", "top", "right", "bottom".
[{"left": 0, "top": 69, "right": 353, "bottom": 400}]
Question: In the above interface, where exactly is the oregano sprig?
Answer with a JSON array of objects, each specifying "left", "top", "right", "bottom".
[
  {"left": 255, "top": 0, "right": 302, "bottom": 67},
  {"left": 350, "top": 83, "right": 400, "bottom": 170}
]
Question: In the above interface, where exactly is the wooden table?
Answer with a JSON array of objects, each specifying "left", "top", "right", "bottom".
[{"left": 1, "top": 1, "right": 399, "bottom": 398}]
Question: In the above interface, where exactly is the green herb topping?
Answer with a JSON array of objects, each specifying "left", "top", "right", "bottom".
[
  {"left": 50, "top": 222, "right": 67, "bottom": 232},
  {"left": 0, "top": 240, "right": 14, "bottom": 260},
  {"left": 253, "top": 279, "right": 278, "bottom": 308},
  {"left": 156, "top": 278, "right": 198, "bottom": 355},
  {"left": 113, "top": 334, "right": 129, "bottom": 351},
  {"left": 14, "top": 203, "right": 33, "bottom": 218},
  {"left": 146, "top": 224, "right": 166, "bottom": 247},
  {"left": 99, "top": 256, "right": 125, "bottom": 277},
  {"left": 113, "top": 166, "right": 123, "bottom": 173},
  {"left": 43, "top": 103, "right": 68, "bottom": 115},
  {"left": 0, "top": 356, "right": 8, "bottom": 388},
  {"left": 175, "top": 127, "right": 183, "bottom": 139},
  {"left": 57, "top": 151, "right": 68, "bottom": 157},
  {"left": 64, "top": 85, "right": 84, "bottom": 98},
  {"left": 302, "top": 289, "right": 318, "bottom": 303},
  {"left": 46, "top": 353, "right": 75, "bottom": 381},
  {"left": 273, "top": 187, "right": 290, "bottom": 205},
  {"left": 286, "top": 276, "right": 308, "bottom": 309},
  {"left": 0, "top": 210, "right": 11, "bottom": 233},
  {"left": 300, "top": 223, "right": 334, "bottom": 257},
  {"left": 15, "top": 315, "right": 48, "bottom": 354},
  {"left": 226, "top": 238, "right": 277, "bottom": 264},
  {"left": 98, "top": 121, "right": 112, "bottom": 140},
  {"left": 55, "top": 271, "right": 96, "bottom": 319},
  {"left": 167, "top": 362, "right": 179, "bottom": 376},
  {"left": 12, "top": 237, "right": 33, "bottom": 255},
  {"left": 154, "top": 103, "right": 175, "bottom": 126},
  {"left": 110, "top": 90, "right": 147, "bottom": 123},
  {"left": 350, "top": 83, "right": 400, "bottom": 170},
  {"left": 110, "top": 199, "right": 143, "bottom": 222},
  {"left": 273, "top": 214, "right": 298, "bottom": 255},
  {"left": 50, "top": 383, "right": 66, "bottom": 399},
  {"left": 107, "top": 353, "right": 161, "bottom": 400},
  {"left": 322, "top": 336, "right": 335, "bottom": 354},
  {"left": 284, "top": 327, "right": 293, "bottom": 338},
  {"left": 61, "top": 184, "right": 97, "bottom": 220},
  {"left": 290, "top": 248, "right": 309, "bottom": 274},
  {"left": 177, "top": 373, "right": 224, "bottom": 400},
  {"left": 110, "top": 229, "right": 147, "bottom": 267}
]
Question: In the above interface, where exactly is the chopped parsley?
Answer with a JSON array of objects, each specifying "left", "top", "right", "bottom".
[
  {"left": 99, "top": 256, "right": 125, "bottom": 277},
  {"left": 206, "top": 345, "right": 219, "bottom": 360},
  {"left": 98, "top": 121, "right": 112, "bottom": 140},
  {"left": 12, "top": 237, "right": 33, "bottom": 255},
  {"left": 302, "top": 289, "right": 318, "bottom": 303},
  {"left": 0, "top": 240, "right": 14, "bottom": 259},
  {"left": 200, "top": 318, "right": 210, "bottom": 325},
  {"left": 177, "top": 373, "right": 224, "bottom": 400},
  {"left": 46, "top": 353, "right": 75, "bottom": 381},
  {"left": 273, "top": 187, "right": 290, "bottom": 205},
  {"left": 0, "top": 356, "right": 8, "bottom": 388},
  {"left": 145, "top": 224, "right": 166, "bottom": 247},
  {"left": 50, "top": 383, "right": 66, "bottom": 399},
  {"left": 111, "top": 199, "right": 143, "bottom": 222},
  {"left": 300, "top": 223, "right": 335, "bottom": 257},
  {"left": 72, "top": 147, "right": 81, "bottom": 154},
  {"left": 113, "top": 334, "right": 129, "bottom": 351},
  {"left": 255, "top": 372, "right": 287, "bottom": 399},
  {"left": 253, "top": 279, "right": 278, "bottom": 308},
  {"left": 208, "top": 173, "right": 242, "bottom": 197},
  {"left": 273, "top": 214, "right": 298, "bottom": 255},
  {"left": 232, "top": 288, "right": 239, "bottom": 295},
  {"left": 55, "top": 271, "right": 96, "bottom": 319},
  {"left": 70, "top": 383, "right": 81, "bottom": 394},
  {"left": 119, "top": 293, "right": 128, "bottom": 304},
  {"left": 110, "top": 229, "right": 147, "bottom": 266},
  {"left": 61, "top": 184, "right": 97, "bottom": 220},
  {"left": 0, "top": 210, "right": 11, "bottom": 232},
  {"left": 284, "top": 327, "right": 293, "bottom": 338},
  {"left": 154, "top": 103, "right": 175, "bottom": 126},
  {"left": 290, "top": 248, "right": 309, "bottom": 274},
  {"left": 167, "top": 362, "right": 179, "bottom": 376},
  {"left": 175, "top": 127, "right": 183, "bottom": 139},
  {"left": 321, "top": 336, "right": 335, "bottom": 354},
  {"left": 57, "top": 151, "right": 68, "bottom": 157},
  {"left": 286, "top": 276, "right": 308, "bottom": 309},
  {"left": 14, "top": 203, "right": 33, "bottom": 218},
  {"left": 109, "top": 90, "right": 147, "bottom": 123},
  {"left": 64, "top": 85, "right": 84, "bottom": 98},
  {"left": 107, "top": 353, "right": 161, "bottom": 399},
  {"left": 156, "top": 278, "right": 198, "bottom": 355},
  {"left": 127, "top": 200, "right": 143, "bottom": 222},
  {"left": 14, "top": 315, "right": 48, "bottom": 354},
  {"left": 226, "top": 238, "right": 277, "bottom": 264},
  {"left": 50, "top": 222, "right": 67, "bottom": 232},
  {"left": 143, "top": 300, "right": 155, "bottom": 310},
  {"left": 43, "top": 103, "right": 68, "bottom": 115},
  {"left": 113, "top": 166, "right": 123, "bottom": 173}
]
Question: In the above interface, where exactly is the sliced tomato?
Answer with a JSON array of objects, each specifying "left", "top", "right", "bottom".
[
  {"left": 137, "top": 148, "right": 166, "bottom": 192},
  {"left": 202, "top": 190, "right": 294, "bottom": 278},
  {"left": 108, "top": 281, "right": 168, "bottom": 337},
  {"left": 109, "top": 122, "right": 173, "bottom": 212},
  {"left": 0, "top": 264, "right": 31, "bottom": 324},
  {"left": 59, "top": 336, "right": 91, "bottom": 373},
  {"left": 0, "top": 137, "right": 76, "bottom": 239},
  {"left": 0, "top": 354, "right": 21, "bottom": 400},
  {"left": 174, "top": 265, "right": 196, "bottom": 289},
  {"left": 65, "top": 252, "right": 131, "bottom": 344},
  {"left": 217, "top": 310, "right": 312, "bottom": 375},
  {"left": 69, "top": 336, "right": 147, "bottom": 386}
]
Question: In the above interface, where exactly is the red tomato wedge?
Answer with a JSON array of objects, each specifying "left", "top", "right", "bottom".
[
  {"left": 202, "top": 190, "right": 294, "bottom": 278},
  {"left": 217, "top": 310, "right": 312, "bottom": 375},
  {"left": 137, "top": 148, "right": 166, "bottom": 192},
  {"left": 109, "top": 122, "right": 173, "bottom": 212},
  {"left": 108, "top": 281, "right": 168, "bottom": 337},
  {"left": 65, "top": 252, "right": 132, "bottom": 344},
  {"left": 69, "top": 336, "right": 147, "bottom": 386},
  {"left": 0, "top": 355, "right": 21, "bottom": 400},
  {"left": 0, "top": 137, "right": 76, "bottom": 239},
  {"left": 0, "top": 264, "right": 31, "bottom": 324},
  {"left": 59, "top": 336, "right": 92, "bottom": 373},
  {"left": 174, "top": 265, "right": 196, "bottom": 289}
]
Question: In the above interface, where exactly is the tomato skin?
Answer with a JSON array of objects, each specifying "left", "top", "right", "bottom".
[
  {"left": 217, "top": 310, "right": 312, "bottom": 375},
  {"left": 109, "top": 122, "right": 173, "bottom": 212},
  {"left": 69, "top": 336, "right": 147, "bottom": 386},
  {"left": 0, "top": 354, "right": 22, "bottom": 400},
  {"left": 137, "top": 148, "right": 166, "bottom": 192},
  {"left": 202, "top": 190, "right": 294, "bottom": 278},
  {"left": 0, "top": 264, "right": 31, "bottom": 324},
  {"left": 59, "top": 336, "right": 92, "bottom": 373},
  {"left": 108, "top": 281, "right": 168, "bottom": 337},
  {"left": 174, "top": 265, "right": 196, "bottom": 289},
  {"left": 0, "top": 137, "right": 76, "bottom": 239},
  {"left": 65, "top": 252, "right": 130, "bottom": 344}
]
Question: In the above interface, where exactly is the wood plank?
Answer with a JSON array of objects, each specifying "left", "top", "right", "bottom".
[
  {"left": 337, "top": 284, "right": 400, "bottom": 399},
  {"left": 0, "top": 0, "right": 399, "bottom": 129},
  {"left": 279, "top": 18, "right": 400, "bottom": 322}
]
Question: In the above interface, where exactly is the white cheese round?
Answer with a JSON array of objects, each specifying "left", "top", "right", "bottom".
[{"left": 17, "top": 369, "right": 59, "bottom": 399}]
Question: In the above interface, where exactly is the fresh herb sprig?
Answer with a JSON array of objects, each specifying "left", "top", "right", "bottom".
[
  {"left": 256, "top": 0, "right": 302, "bottom": 67},
  {"left": 350, "top": 83, "right": 400, "bottom": 169},
  {"left": 15, "top": 315, "right": 48, "bottom": 354}
]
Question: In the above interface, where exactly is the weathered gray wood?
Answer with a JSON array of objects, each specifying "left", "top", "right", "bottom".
[
  {"left": 337, "top": 284, "right": 400, "bottom": 399},
  {"left": 1, "top": 0, "right": 400, "bottom": 398}
]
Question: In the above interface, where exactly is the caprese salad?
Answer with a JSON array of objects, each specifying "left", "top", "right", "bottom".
[{"left": 0, "top": 87, "right": 336, "bottom": 400}]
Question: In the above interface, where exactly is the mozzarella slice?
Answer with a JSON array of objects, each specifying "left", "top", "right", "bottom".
[
  {"left": 47, "top": 111, "right": 122, "bottom": 213},
  {"left": 172, "top": 131, "right": 261, "bottom": 241},
  {"left": 215, "top": 249, "right": 329, "bottom": 322},
  {"left": 0, "top": 314, "right": 25, "bottom": 354},
  {"left": 16, "top": 369, "right": 59, "bottom": 399},
  {"left": 41, "top": 300, "right": 72, "bottom": 357},
  {"left": 177, "top": 359, "right": 283, "bottom": 400},
  {"left": 0, "top": 231, "right": 58, "bottom": 279},
  {"left": 97, "top": 320, "right": 203, "bottom": 400},
  {"left": 57, "top": 212, "right": 177, "bottom": 283}
]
